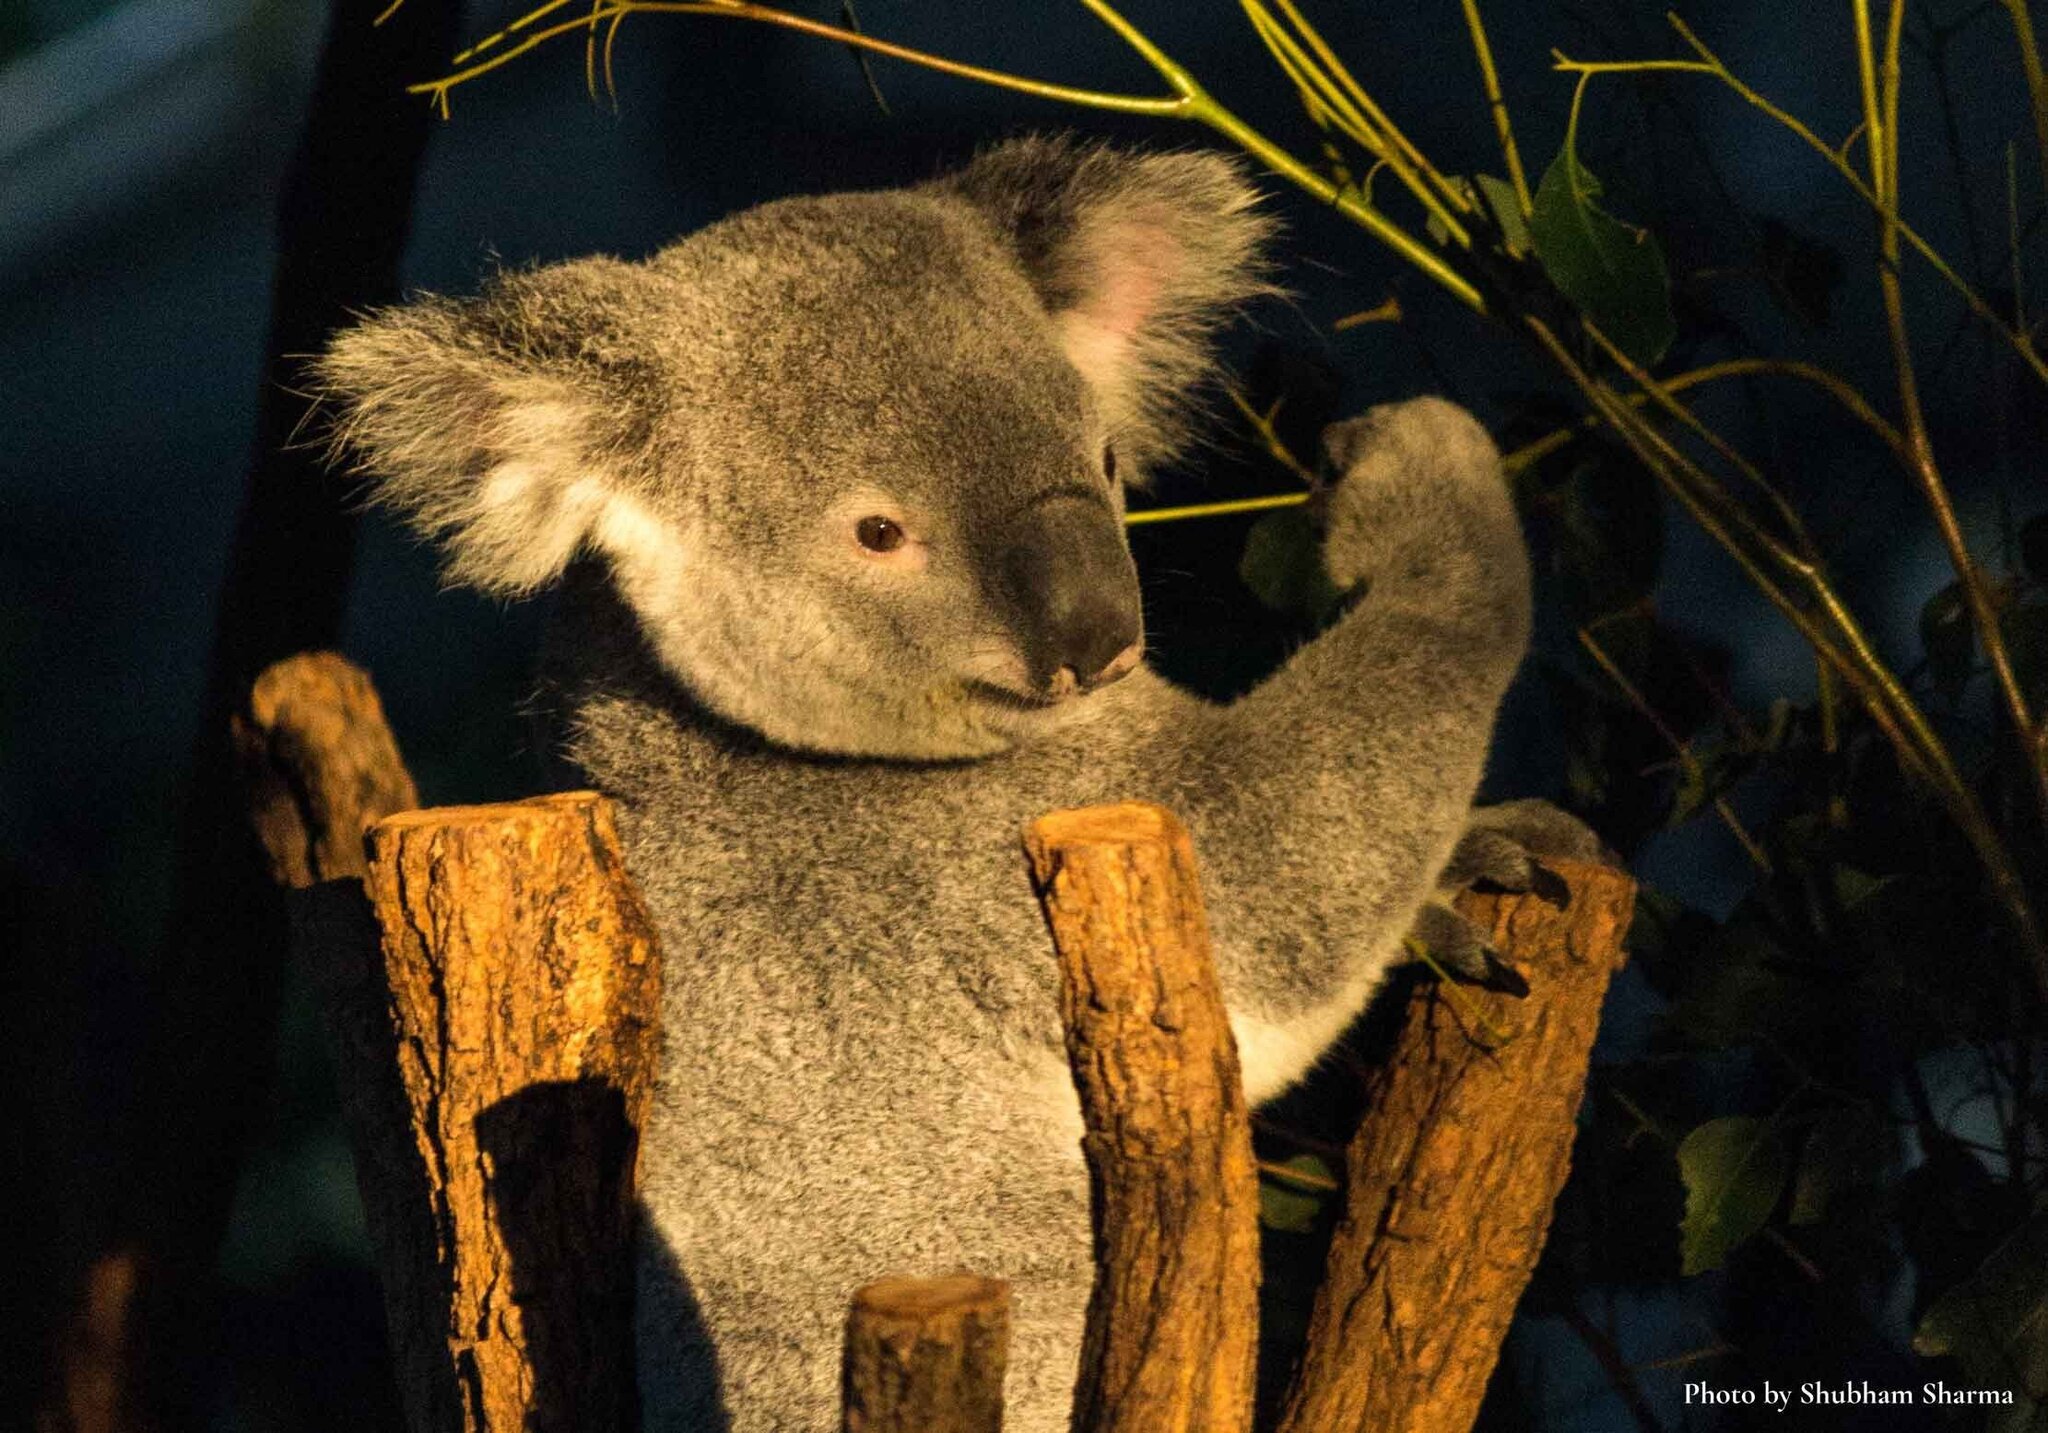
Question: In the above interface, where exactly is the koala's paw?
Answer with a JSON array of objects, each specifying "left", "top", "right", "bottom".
[
  {"left": 1408, "top": 897, "right": 1527, "bottom": 995},
  {"left": 1411, "top": 800, "right": 1613, "bottom": 994},
  {"left": 1320, "top": 396, "right": 1494, "bottom": 477},
  {"left": 1317, "top": 397, "right": 1505, "bottom": 590},
  {"left": 1443, "top": 799, "right": 1610, "bottom": 897}
]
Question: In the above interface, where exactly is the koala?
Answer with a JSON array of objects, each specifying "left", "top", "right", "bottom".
[{"left": 318, "top": 136, "right": 1600, "bottom": 1433}]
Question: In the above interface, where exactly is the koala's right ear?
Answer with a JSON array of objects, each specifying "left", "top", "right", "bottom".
[{"left": 314, "top": 259, "right": 663, "bottom": 597}]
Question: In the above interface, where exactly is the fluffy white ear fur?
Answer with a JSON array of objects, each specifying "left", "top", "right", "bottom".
[
  {"left": 316, "top": 304, "right": 640, "bottom": 598},
  {"left": 1053, "top": 216, "right": 1181, "bottom": 422}
]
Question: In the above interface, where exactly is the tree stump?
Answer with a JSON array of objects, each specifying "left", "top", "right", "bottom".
[
  {"left": 842, "top": 1274, "right": 1011, "bottom": 1433},
  {"left": 1276, "top": 861, "right": 1635, "bottom": 1433},
  {"left": 1024, "top": 802, "right": 1260, "bottom": 1433},
  {"left": 355, "top": 793, "right": 663, "bottom": 1433}
]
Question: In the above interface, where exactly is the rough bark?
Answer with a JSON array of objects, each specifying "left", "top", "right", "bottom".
[
  {"left": 231, "top": 651, "right": 422, "bottom": 888},
  {"left": 344, "top": 793, "right": 663, "bottom": 1433},
  {"left": 1023, "top": 802, "right": 1260, "bottom": 1433},
  {"left": 841, "top": 1274, "right": 1012, "bottom": 1433},
  {"left": 1275, "top": 860, "right": 1636, "bottom": 1433}
]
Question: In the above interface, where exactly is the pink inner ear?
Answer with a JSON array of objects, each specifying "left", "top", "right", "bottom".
[{"left": 1057, "top": 215, "right": 1183, "bottom": 398}]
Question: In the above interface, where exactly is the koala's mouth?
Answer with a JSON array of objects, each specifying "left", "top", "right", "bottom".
[{"left": 962, "top": 679, "right": 1070, "bottom": 712}]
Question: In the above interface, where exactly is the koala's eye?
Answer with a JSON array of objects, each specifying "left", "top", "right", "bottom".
[
  {"left": 1103, "top": 445, "right": 1119, "bottom": 483},
  {"left": 855, "top": 515, "right": 907, "bottom": 553}
]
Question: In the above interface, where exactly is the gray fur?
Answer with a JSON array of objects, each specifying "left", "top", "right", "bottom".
[{"left": 319, "top": 137, "right": 1538, "bottom": 1433}]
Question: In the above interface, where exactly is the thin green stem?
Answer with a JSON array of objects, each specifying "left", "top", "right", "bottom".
[
  {"left": 1124, "top": 492, "right": 1310, "bottom": 527},
  {"left": 1858, "top": 0, "right": 2047, "bottom": 817},
  {"left": 2001, "top": 0, "right": 2048, "bottom": 211},
  {"left": 1223, "top": 387, "right": 1319, "bottom": 485},
  {"left": 1189, "top": 96, "right": 1485, "bottom": 310},
  {"left": 1268, "top": 0, "right": 1440, "bottom": 185},
  {"left": 1580, "top": 323, "right": 1959, "bottom": 799},
  {"left": 1462, "top": 0, "right": 1533, "bottom": 216},
  {"left": 1534, "top": 318, "right": 2048, "bottom": 1002},
  {"left": 1262, "top": 0, "right": 1479, "bottom": 225},
  {"left": 1579, "top": 624, "right": 1774, "bottom": 873},
  {"left": 1128, "top": 355, "right": 1909, "bottom": 526},
  {"left": 410, "top": 0, "right": 1195, "bottom": 117},
  {"left": 1239, "top": 0, "right": 1473, "bottom": 246},
  {"left": 1553, "top": 18, "right": 2048, "bottom": 387},
  {"left": 1075, "top": 0, "right": 1487, "bottom": 310},
  {"left": 1582, "top": 329, "right": 1815, "bottom": 560}
]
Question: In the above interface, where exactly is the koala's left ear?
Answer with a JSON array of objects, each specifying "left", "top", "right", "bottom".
[
  {"left": 313, "top": 257, "right": 667, "bottom": 597},
  {"left": 938, "top": 134, "right": 1277, "bottom": 472}
]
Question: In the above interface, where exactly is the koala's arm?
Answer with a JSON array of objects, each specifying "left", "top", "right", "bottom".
[{"left": 1158, "top": 398, "right": 1532, "bottom": 1103}]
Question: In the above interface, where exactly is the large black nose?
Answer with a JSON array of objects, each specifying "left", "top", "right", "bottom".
[{"left": 1000, "top": 495, "right": 1143, "bottom": 692}]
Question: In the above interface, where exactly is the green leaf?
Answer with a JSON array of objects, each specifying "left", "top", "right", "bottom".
[
  {"left": 1529, "top": 148, "right": 1676, "bottom": 367},
  {"left": 1553, "top": 455, "right": 1665, "bottom": 625},
  {"left": 1677, "top": 1115, "right": 1792, "bottom": 1274},
  {"left": 1914, "top": 1211, "right": 2048, "bottom": 1404},
  {"left": 1829, "top": 865, "right": 1892, "bottom": 913},
  {"left": 1788, "top": 1107, "right": 1888, "bottom": 1226},
  {"left": 1667, "top": 740, "right": 1750, "bottom": 830},
  {"left": 1258, "top": 1154, "right": 1336, "bottom": 1234},
  {"left": 1758, "top": 217, "right": 1844, "bottom": 330},
  {"left": 1238, "top": 509, "right": 1343, "bottom": 619},
  {"left": 1430, "top": 174, "right": 1531, "bottom": 257},
  {"left": 2003, "top": 602, "right": 2048, "bottom": 712},
  {"left": 1921, "top": 581, "right": 1974, "bottom": 705}
]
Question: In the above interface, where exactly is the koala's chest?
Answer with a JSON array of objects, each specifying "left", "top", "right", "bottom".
[{"left": 617, "top": 774, "right": 1069, "bottom": 1057}]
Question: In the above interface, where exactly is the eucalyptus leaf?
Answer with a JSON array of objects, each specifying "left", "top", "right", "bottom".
[
  {"left": 1529, "top": 148, "right": 1676, "bottom": 367},
  {"left": 1758, "top": 217, "right": 1844, "bottom": 330},
  {"left": 2002, "top": 602, "right": 2048, "bottom": 711},
  {"left": 1258, "top": 1154, "right": 1337, "bottom": 1234},
  {"left": 1239, "top": 508, "right": 1343, "bottom": 620},
  {"left": 1920, "top": 581, "right": 1974, "bottom": 706},
  {"left": 1788, "top": 1107, "right": 1888, "bottom": 1226},
  {"left": 1664, "top": 915, "right": 1807, "bottom": 1049},
  {"left": 1914, "top": 1211, "right": 2048, "bottom": 1405},
  {"left": 1553, "top": 454, "right": 1664, "bottom": 624},
  {"left": 1677, "top": 1115, "right": 1792, "bottom": 1274},
  {"left": 1667, "top": 740, "right": 1749, "bottom": 831},
  {"left": 1431, "top": 173, "right": 1531, "bottom": 257}
]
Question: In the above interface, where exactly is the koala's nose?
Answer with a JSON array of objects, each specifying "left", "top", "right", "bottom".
[{"left": 1001, "top": 495, "right": 1143, "bottom": 694}]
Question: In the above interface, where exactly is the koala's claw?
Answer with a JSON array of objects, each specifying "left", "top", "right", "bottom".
[
  {"left": 1409, "top": 899, "right": 1530, "bottom": 997},
  {"left": 1444, "top": 799, "right": 1608, "bottom": 903}
]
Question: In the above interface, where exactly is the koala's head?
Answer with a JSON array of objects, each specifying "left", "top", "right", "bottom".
[{"left": 318, "top": 136, "right": 1272, "bottom": 759}]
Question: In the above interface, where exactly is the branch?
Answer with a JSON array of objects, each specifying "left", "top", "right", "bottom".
[
  {"left": 1460, "top": 0, "right": 1534, "bottom": 216},
  {"left": 1857, "top": 0, "right": 2047, "bottom": 817},
  {"left": 231, "top": 652, "right": 421, "bottom": 888},
  {"left": 1276, "top": 861, "right": 1636, "bottom": 1433},
  {"left": 402, "top": 0, "right": 1490, "bottom": 311},
  {"left": 336, "top": 793, "right": 663, "bottom": 1432},
  {"left": 1024, "top": 803, "right": 1260, "bottom": 1433}
]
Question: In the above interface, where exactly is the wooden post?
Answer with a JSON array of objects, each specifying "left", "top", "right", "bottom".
[
  {"left": 842, "top": 1274, "right": 1011, "bottom": 1433},
  {"left": 356, "top": 793, "right": 663, "bottom": 1433},
  {"left": 225, "top": 653, "right": 664, "bottom": 1432},
  {"left": 1023, "top": 803, "right": 1260, "bottom": 1433},
  {"left": 1275, "top": 861, "right": 1635, "bottom": 1433},
  {"left": 231, "top": 651, "right": 420, "bottom": 888}
]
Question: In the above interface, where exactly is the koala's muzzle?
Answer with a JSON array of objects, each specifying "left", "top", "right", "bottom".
[{"left": 997, "top": 493, "right": 1143, "bottom": 697}]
